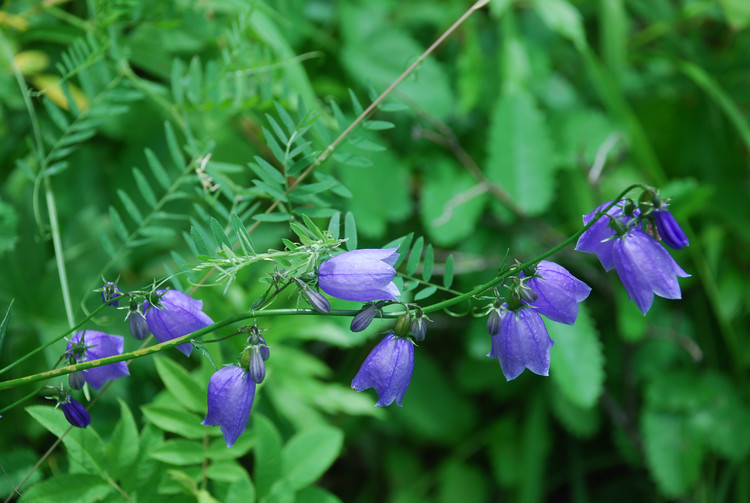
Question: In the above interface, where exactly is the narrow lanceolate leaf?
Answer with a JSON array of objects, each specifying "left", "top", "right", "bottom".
[
  {"left": 117, "top": 189, "right": 143, "bottom": 224},
  {"left": 109, "top": 206, "right": 129, "bottom": 241},
  {"left": 144, "top": 148, "right": 172, "bottom": 190},
  {"left": 422, "top": 244, "right": 434, "bottom": 282},
  {"left": 209, "top": 217, "right": 232, "bottom": 249},
  {"left": 327, "top": 212, "right": 341, "bottom": 240},
  {"left": 486, "top": 89, "right": 555, "bottom": 215},
  {"left": 164, "top": 121, "right": 184, "bottom": 170},
  {"left": 230, "top": 213, "right": 255, "bottom": 254},
  {"left": 344, "top": 211, "right": 357, "bottom": 251},
  {"left": 190, "top": 226, "right": 210, "bottom": 256},
  {"left": 133, "top": 168, "right": 157, "bottom": 207},
  {"left": 406, "top": 236, "right": 424, "bottom": 276},
  {"left": 443, "top": 254, "right": 454, "bottom": 288}
]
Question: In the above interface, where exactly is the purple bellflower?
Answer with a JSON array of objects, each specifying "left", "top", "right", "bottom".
[
  {"left": 488, "top": 307, "right": 554, "bottom": 381},
  {"left": 66, "top": 331, "right": 130, "bottom": 389},
  {"left": 60, "top": 396, "right": 91, "bottom": 428},
  {"left": 352, "top": 334, "right": 414, "bottom": 407},
  {"left": 653, "top": 208, "right": 689, "bottom": 250},
  {"left": 576, "top": 200, "right": 640, "bottom": 271},
  {"left": 523, "top": 261, "right": 591, "bottom": 325},
  {"left": 202, "top": 365, "right": 256, "bottom": 447},
  {"left": 144, "top": 290, "right": 214, "bottom": 357},
  {"left": 612, "top": 228, "right": 690, "bottom": 314},
  {"left": 318, "top": 248, "right": 400, "bottom": 302}
]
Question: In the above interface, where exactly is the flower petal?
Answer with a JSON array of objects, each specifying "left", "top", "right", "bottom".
[{"left": 202, "top": 366, "right": 256, "bottom": 447}]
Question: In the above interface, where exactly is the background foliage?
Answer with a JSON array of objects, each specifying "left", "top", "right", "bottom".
[{"left": 1, "top": 0, "right": 749, "bottom": 501}]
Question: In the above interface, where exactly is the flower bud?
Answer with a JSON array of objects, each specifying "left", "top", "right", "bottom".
[
  {"left": 486, "top": 309, "right": 502, "bottom": 336},
  {"left": 68, "top": 371, "right": 85, "bottom": 390},
  {"left": 518, "top": 283, "right": 538, "bottom": 304},
  {"left": 296, "top": 279, "right": 330, "bottom": 313},
  {"left": 394, "top": 314, "right": 410, "bottom": 337},
  {"left": 249, "top": 347, "right": 266, "bottom": 384},
  {"left": 100, "top": 281, "right": 123, "bottom": 307},
  {"left": 128, "top": 309, "right": 150, "bottom": 340},
  {"left": 410, "top": 316, "right": 427, "bottom": 342},
  {"left": 350, "top": 303, "right": 380, "bottom": 332},
  {"left": 60, "top": 397, "right": 91, "bottom": 428},
  {"left": 258, "top": 335, "right": 270, "bottom": 361}
]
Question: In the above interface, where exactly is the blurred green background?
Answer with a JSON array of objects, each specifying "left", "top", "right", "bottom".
[{"left": 0, "top": 0, "right": 749, "bottom": 501}]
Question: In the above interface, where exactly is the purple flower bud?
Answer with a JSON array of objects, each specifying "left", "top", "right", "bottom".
[
  {"left": 60, "top": 396, "right": 91, "bottom": 428},
  {"left": 298, "top": 282, "right": 330, "bottom": 313},
  {"left": 352, "top": 334, "right": 414, "bottom": 407},
  {"left": 258, "top": 336, "right": 270, "bottom": 361},
  {"left": 129, "top": 312, "right": 150, "bottom": 340},
  {"left": 144, "top": 290, "right": 214, "bottom": 357},
  {"left": 249, "top": 347, "right": 266, "bottom": 384},
  {"left": 100, "top": 281, "right": 123, "bottom": 307},
  {"left": 653, "top": 208, "right": 689, "bottom": 250},
  {"left": 488, "top": 307, "right": 554, "bottom": 381},
  {"left": 66, "top": 331, "right": 130, "bottom": 389},
  {"left": 522, "top": 261, "right": 591, "bottom": 325},
  {"left": 576, "top": 200, "right": 641, "bottom": 271},
  {"left": 68, "top": 371, "right": 85, "bottom": 390},
  {"left": 612, "top": 228, "right": 690, "bottom": 314},
  {"left": 350, "top": 303, "right": 380, "bottom": 332},
  {"left": 410, "top": 316, "right": 427, "bottom": 342},
  {"left": 486, "top": 309, "right": 502, "bottom": 336},
  {"left": 318, "top": 248, "right": 400, "bottom": 302},
  {"left": 202, "top": 366, "right": 255, "bottom": 447}
]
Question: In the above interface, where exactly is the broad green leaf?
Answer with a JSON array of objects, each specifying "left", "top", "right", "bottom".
[
  {"left": 519, "top": 395, "right": 551, "bottom": 503},
  {"left": 282, "top": 426, "right": 344, "bottom": 490},
  {"left": 150, "top": 439, "right": 204, "bottom": 465},
  {"left": 642, "top": 409, "right": 704, "bottom": 498},
  {"left": 549, "top": 306, "right": 604, "bottom": 408},
  {"left": 486, "top": 90, "right": 555, "bottom": 216},
  {"left": 437, "top": 460, "right": 488, "bottom": 503},
  {"left": 549, "top": 386, "right": 600, "bottom": 438},
  {"left": 225, "top": 474, "right": 256, "bottom": 503},
  {"left": 208, "top": 431, "right": 255, "bottom": 461},
  {"left": 296, "top": 487, "right": 344, "bottom": 503},
  {"left": 206, "top": 460, "right": 247, "bottom": 482},
  {"left": 0, "top": 448, "right": 41, "bottom": 499},
  {"left": 105, "top": 399, "right": 139, "bottom": 478},
  {"left": 720, "top": 0, "right": 750, "bottom": 29},
  {"left": 141, "top": 405, "right": 206, "bottom": 439},
  {"left": 532, "top": 0, "right": 585, "bottom": 49},
  {"left": 23, "top": 474, "right": 111, "bottom": 503},
  {"left": 254, "top": 414, "right": 283, "bottom": 498},
  {"left": 420, "top": 160, "right": 488, "bottom": 246}
]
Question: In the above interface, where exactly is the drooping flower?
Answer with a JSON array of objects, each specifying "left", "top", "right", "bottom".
[
  {"left": 612, "top": 228, "right": 690, "bottom": 314},
  {"left": 352, "top": 334, "right": 414, "bottom": 407},
  {"left": 144, "top": 290, "right": 214, "bottom": 357},
  {"left": 202, "top": 365, "right": 256, "bottom": 447},
  {"left": 653, "top": 208, "right": 689, "bottom": 250},
  {"left": 523, "top": 261, "right": 591, "bottom": 325},
  {"left": 318, "top": 248, "right": 400, "bottom": 302},
  {"left": 60, "top": 396, "right": 91, "bottom": 428},
  {"left": 66, "top": 331, "right": 130, "bottom": 389},
  {"left": 575, "top": 200, "right": 640, "bottom": 271},
  {"left": 488, "top": 307, "right": 554, "bottom": 381}
]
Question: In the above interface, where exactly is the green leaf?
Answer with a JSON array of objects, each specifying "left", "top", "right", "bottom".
[
  {"left": 164, "top": 121, "right": 184, "bottom": 169},
  {"left": 0, "top": 299, "right": 13, "bottom": 359},
  {"left": 532, "top": 0, "right": 585, "bottom": 49},
  {"left": 642, "top": 409, "right": 704, "bottom": 498},
  {"left": 154, "top": 357, "right": 206, "bottom": 413},
  {"left": 548, "top": 306, "right": 604, "bottom": 408},
  {"left": 486, "top": 90, "right": 555, "bottom": 216},
  {"left": 23, "top": 474, "right": 111, "bottom": 503},
  {"left": 117, "top": 188, "right": 143, "bottom": 223},
  {"left": 253, "top": 213, "right": 292, "bottom": 222},
  {"left": 422, "top": 244, "right": 434, "bottom": 282},
  {"left": 209, "top": 217, "right": 231, "bottom": 249},
  {"left": 719, "top": 0, "right": 750, "bottom": 29},
  {"left": 344, "top": 211, "right": 357, "bottom": 251},
  {"left": 405, "top": 236, "right": 423, "bottom": 276},
  {"left": 230, "top": 213, "right": 255, "bottom": 254},
  {"left": 296, "top": 487, "right": 344, "bottom": 503},
  {"left": 437, "top": 460, "right": 488, "bottom": 503},
  {"left": 225, "top": 474, "right": 256, "bottom": 502},
  {"left": 144, "top": 148, "right": 171, "bottom": 190},
  {"left": 207, "top": 460, "right": 247, "bottom": 482},
  {"left": 549, "top": 387, "right": 600, "bottom": 438},
  {"left": 141, "top": 405, "right": 206, "bottom": 439},
  {"left": 414, "top": 286, "right": 437, "bottom": 301},
  {"left": 362, "top": 120, "right": 394, "bottom": 130},
  {"left": 150, "top": 439, "right": 204, "bottom": 465},
  {"left": 443, "top": 254, "right": 454, "bottom": 288},
  {"left": 281, "top": 426, "right": 344, "bottom": 490},
  {"left": 327, "top": 212, "right": 341, "bottom": 240},
  {"left": 105, "top": 399, "right": 140, "bottom": 478},
  {"left": 133, "top": 168, "right": 157, "bottom": 207},
  {"left": 109, "top": 206, "right": 129, "bottom": 241},
  {"left": 254, "top": 414, "right": 283, "bottom": 498},
  {"left": 190, "top": 225, "right": 210, "bottom": 256}
]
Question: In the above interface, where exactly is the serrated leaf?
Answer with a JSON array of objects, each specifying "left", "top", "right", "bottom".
[
  {"left": 23, "top": 474, "right": 111, "bottom": 503},
  {"left": 642, "top": 409, "right": 704, "bottom": 498},
  {"left": 344, "top": 211, "right": 357, "bottom": 251},
  {"left": 422, "top": 244, "right": 434, "bottom": 282},
  {"left": 443, "top": 254, "right": 454, "bottom": 288},
  {"left": 133, "top": 168, "right": 157, "bottom": 207},
  {"left": 281, "top": 426, "right": 344, "bottom": 490},
  {"left": 406, "top": 236, "right": 424, "bottom": 276},
  {"left": 150, "top": 439, "right": 204, "bottom": 465},
  {"left": 486, "top": 90, "right": 555, "bottom": 215},
  {"left": 154, "top": 357, "right": 206, "bottom": 413},
  {"left": 548, "top": 306, "right": 603, "bottom": 408}
]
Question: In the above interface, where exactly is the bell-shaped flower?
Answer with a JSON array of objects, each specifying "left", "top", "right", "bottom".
[
  {"left": 144, "top": 290, "right": 214, "bottom": 357},
  {"left": 612, "top": 228, "right": 690, "bottom": 314},
  {"left": 66, "top": 331, "right": 130, "bottom": 389},
  {"left": 202, "top": 365, "right": 256, "bottom": 447},
  {"left": 60, "top": 396, "right": 91, "bottom": 428},
  {"left": 576, "top": 200, "right": 640, "bottom": 271},
  {"left": 318, "top": 248, "right": 400, "bottom": 302},
  {"left": 488, "top": 307, "right": 554, "bottom": 381},
  {"left": 352, "top": 334, "right": 414, "bottom": 406},
  {"left": 653, "top": 208, "right": 689, "bottom": 250},
  {"left": 523, "top": 261, "right": 591, "bottom": 325}
]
